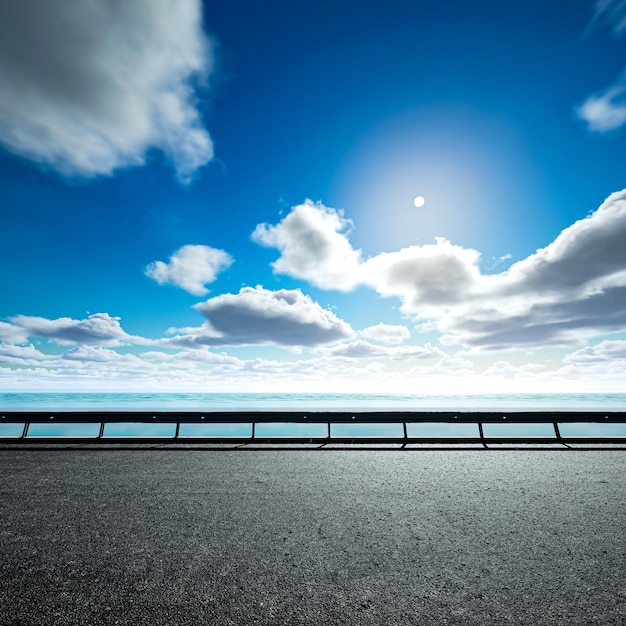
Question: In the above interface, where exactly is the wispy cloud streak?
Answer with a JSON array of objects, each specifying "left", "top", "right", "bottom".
[
  {"left": 578, "top": 1, "right": 626, "bottom": 132},
  {"left": 146, "top": 245, "right": 233, "bottom": 295}
]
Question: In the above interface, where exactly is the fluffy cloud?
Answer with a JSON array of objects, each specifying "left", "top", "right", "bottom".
[
  {"left": 0, "top": 0, "right": 213, "bottom": 181},
  {"left": 252, "top": 200, "right": 363, "bottom": 290},
  {"left": 253, "top": 201, "right": 486, "bottom": 313},
  {"left": 0, "top": 321, "right": 28, "bottom": 345},
  {"left": 360, "top": 323, "right": 410, "bottom": 345},
  {"left": 503, "top": 191, "right": 626, "bottom": 296},
  {"left": 8, "top": 312, "right": 144, "bottom": 347},
  {"left": 146, "top": 244, "right": 233, "bottom": 295},
  {"left": 578, "top": 1, "right": 626, "bottom": 132},
  {"left": 563, "top": 339, "right": 626, "bottom": 364},
  {"left": 140, "top": 348, "right": 239, "bottom": 365},
  {"left": 167, "top": 286, "right": 355, "bottom": 347},
  {"left": 62, "top": 346, "right": 129, "bottom": 362},
  {"left": 577, "top": 79, "right": 626, "bottom": 132},
  {"left": 443, "top": 190, "right": 626, "bottom": 347},
  {"left": 361, "top": 238, "right": 485, "bottom": 313},
  {"left": 256, "top": 191, "right": 626, "bottom": 349},
  {"left": 0, "top": 342, "right": 49, "bottom": 364}
]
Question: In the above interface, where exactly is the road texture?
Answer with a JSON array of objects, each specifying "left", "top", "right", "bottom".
[{"left": 1, "top": 447, "right": 625, "bottom": 625}]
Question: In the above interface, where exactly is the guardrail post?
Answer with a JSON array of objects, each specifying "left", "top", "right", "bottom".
[
  {"left": 98, "top": 422, "right": 105, "bottom": 439},
  {"left": 477, "top": 422, "right": 486, "bottom": 448},
  {"left": 21, "top": 422, "right": 29, "bottom": 439}
]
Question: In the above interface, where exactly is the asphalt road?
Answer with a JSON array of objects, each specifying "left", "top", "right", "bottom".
[{"left": 1, "top": 448, "right": 625, "bottom": 625}]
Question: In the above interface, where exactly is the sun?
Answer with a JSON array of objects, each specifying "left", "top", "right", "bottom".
[{"left": 413, "top": 196, "right": 425, "bottom": 208}]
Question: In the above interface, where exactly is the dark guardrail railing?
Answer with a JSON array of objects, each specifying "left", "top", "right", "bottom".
[{"left": 1, "top": 411, "right": 625, "bottom": 445}]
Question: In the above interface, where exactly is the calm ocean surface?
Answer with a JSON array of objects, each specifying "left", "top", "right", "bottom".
[
  {"left": 2, "top": 392, "right": 626, "bottom": 438},
  {"left": 4, "top": 391, "right": 626, "bottom": 410}
]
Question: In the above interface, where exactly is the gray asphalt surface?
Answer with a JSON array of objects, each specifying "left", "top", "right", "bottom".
[{"left": 1, "top": 449, "right": 625, "bottom": 625}]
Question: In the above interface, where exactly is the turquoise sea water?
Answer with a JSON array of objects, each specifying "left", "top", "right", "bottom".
[
  {"left": 2, "top": 392, "right": 626, "bottom": 438},
  {"left": 3, "top": 391, "right": 626, "bottom": 410}
]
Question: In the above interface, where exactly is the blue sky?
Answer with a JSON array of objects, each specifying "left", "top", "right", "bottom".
[{"left": 2, "top": 0, "right": 626, "bottom": 393}]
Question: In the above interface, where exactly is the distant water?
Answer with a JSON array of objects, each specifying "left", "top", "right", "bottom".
[
  {"left": 2, "top": 393, "right": 625, "bottom": 438},
  {"left": 2, "top": 391, "right": 626, "bottom": 410}
]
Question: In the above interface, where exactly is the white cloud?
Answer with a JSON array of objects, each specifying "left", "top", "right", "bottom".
[
  {"left": 361, "top": 237, "right": 485, "bottom": 314},
  {"left": 252, "top": 200, "right": 363, "bottom": 290},
  {"left": 0, "top": 342, "right": 49, "bottom": 364},
  {"left": 563, "top": 339, "right": 626, "bottom": 364},
  {"left": 253, "top": 201, "right": 486, "bottom": 314},
  {"left": 0, "top": 0, "right": 214, "bottom": 181},
  {"left": 0, "top": 321, "right": 28, "bottom": 345},
  {"left": 3, "top": 329, "right": 626, "bottom": 393},
  {"left": 146, "top": 244, "right": 233, "bottom": 295},
  {"left": 256, "top": 191, "right": 626, "bottom": 350},
  {"left": 443, "top": 189, "right": 626, "bottom": 348},
  {"left": 62, "top": 346, "right": 128, "bottom": 362},
  {"left": 577, "top": 80, "right": 626, "bottom": 132},
  {"left": 9, "top": 312, "right": 145, "bottom": 347},
  {"left": 360, "top": 323, "right": 410, "bottom": 344},
  {"left": 167, "top": 285, "right": 355, "bottom": 347},
  {"left": 140, "top": 348, "right": 239, "bottom": 365},
  {"left": 578, "top": 2, "right": 626, "bottom": 132},
  {"left": 482, "top": 360, "right": 546, "bottom": 377},
  {"left": 317, "top": 340, "right": 445, "bottom": 360}
]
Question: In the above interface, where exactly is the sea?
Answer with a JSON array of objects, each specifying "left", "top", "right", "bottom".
[{"left": 1, "top": 392, "right": 626, "bottom": 438}]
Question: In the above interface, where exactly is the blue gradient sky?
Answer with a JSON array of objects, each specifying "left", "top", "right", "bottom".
[{"left": 2, "top": 0, "right": 626, "bottom": 393}]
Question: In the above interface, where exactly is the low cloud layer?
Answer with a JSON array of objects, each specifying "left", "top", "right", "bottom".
[
  {"left": 0, "top": 0, "right": 214, "bottom": 181},
  {"left": 360, "top": 323, "right": 411, "bottom": 345},
  {"left": 168, "top": 286, "right": 355, "bottom": 347},
  {"left": 563, "top": 339, "right": 626, "bottom": 364},
  {"left": 8, "top": 313, "right": 144, "bottom": 347},
  {"left": 146, "top": 244, "right": 233, "bottom": 295},
  {"left": 3, "top": 307, "right": 626, "bottom": 393},
  {"left": 255, "top": 191, "right": 626, "bottom": 349},
  {"left": 0, "top": 321, "right": 28, "bottom": 345},
  {"left": 0, "top": 342, "right": 48, "bottom": 364},
  {"left": 317, "top": 340, "right": 444, "bottom": 360}
]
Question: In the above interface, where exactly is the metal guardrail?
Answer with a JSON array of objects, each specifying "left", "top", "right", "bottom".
[{"left": 1, "top": 411, "right": 626, "bottom": 445}]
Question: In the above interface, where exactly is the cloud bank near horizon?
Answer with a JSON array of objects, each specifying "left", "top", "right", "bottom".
[
  {"left": 0, "top": 0, "right": 214, "bottom": 182},
  {"left": 7, "top": 313, "right": 147, "bottom": 347}
]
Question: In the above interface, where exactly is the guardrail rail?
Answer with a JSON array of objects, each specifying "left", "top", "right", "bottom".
[{"left": 1, "top": 411, "right": 625, "bottom": 446}]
